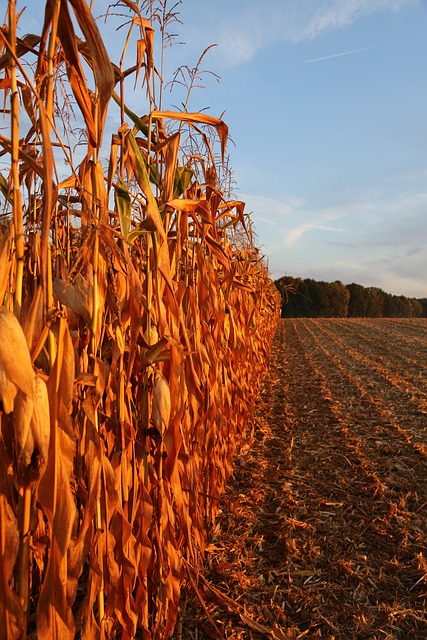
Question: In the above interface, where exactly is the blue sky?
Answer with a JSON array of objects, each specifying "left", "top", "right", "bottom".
[
  {"left": 169, "top": 0, "right": 427, "bottom": 297},
  {"left": 19, "top": 1, "right": 427, "bottom": 297}
]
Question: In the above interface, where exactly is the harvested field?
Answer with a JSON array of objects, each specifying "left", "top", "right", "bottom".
[{"left": 177, "top": 318, "right": 427, "bottom": 639}]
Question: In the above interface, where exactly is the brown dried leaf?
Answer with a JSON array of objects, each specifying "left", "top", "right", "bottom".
[
  {"left": 68, "top": 0, "right": 115, "bottom": 146},
  {"left": 0, "top": 224, "right": 12, "bottom": 307},
  {"left": 160, "top": 131, "right": 181, "bottom": 204},
  {"left": 142, "top": 337, "right": 168, "bottom": 366},
  {"left": 57, "top": 1, "right": 97, "bottom": 146},
  {"left": 52, "top": 319, "right": 76, "bottom": 412},
  {"left": 53, "top": 275, "right": 91, "bottom": 324},
  {"left": 108, "top": 468, "right": 138, "bottom": 637},
  {"left": 124, "top": 129, "right": 167, "bottom": 242},
  {"left": 151, "top": 110, "right": 229, "bottom": 162},
  {"left": 0, "top": 134, "right": 44, "bottom": 180},
  {"left": 0, "top": 495, "right": 24, "bottom": 640},
  {"left": 21, "top": 285, "right": 44, "bottom": 356},
  {"left": 0, "top": 32, "right": 41, "bottom": 70},
  {"left": 36, "top": 319, "right": 77, "bottom": 640}
]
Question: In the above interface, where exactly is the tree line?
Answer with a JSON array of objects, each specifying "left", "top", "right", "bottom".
[{"left": 275, "top": 276, "right": 427, "bottom": 318}]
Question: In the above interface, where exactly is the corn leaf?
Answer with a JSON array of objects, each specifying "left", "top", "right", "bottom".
[
  {"left": 151, "top": 110, "right": 229, "bottom": 162},
  {"left": 0, "top": 172, "right": 12, "bottom": 204},
  {"left": 115, "top": 181, "right": 132, "bottom": 240},
  {"left": 124, "top": 128, "right": 167, "bottom": 242},
  {"left": 68, "top": 0, "right": 115, "bottom": 146},
  {"left": 0, "top": 496, "right": 24, "bottom": 640},
  {"left": 37, "top": 319, "right": 77, "bottom": 640}
]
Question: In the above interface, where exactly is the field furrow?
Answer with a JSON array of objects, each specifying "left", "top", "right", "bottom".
[
  {"left": 298, "top": 318, "right": 427, "bottom": 448},
  {"left": 185, "top": 318, "right": 427, "bottom": 639},
  {"left": 320, "top": 318, "right": 427, "bottom": 380}
]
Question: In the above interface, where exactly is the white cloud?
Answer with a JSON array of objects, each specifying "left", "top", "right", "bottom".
[
  {"left": 286, "top": 0, "right": 421, "bottom": 41},
  {"left": 302, "top": 2, "right": 376, "bottom": 35},
  {"left": 285, "top": 217, "right": 344, "bottom": 246},
  {"left": 217, "top": 30, "right": 263, "bottom": 68},
  {"left": 181, "top": 0, "right": 421, "bottom": 67},
  {"left": 241, "top": 193, "right": 305, "bottom": 220},
  {"left": 247, "top": 187, "right": 427, "bottom": 296}
]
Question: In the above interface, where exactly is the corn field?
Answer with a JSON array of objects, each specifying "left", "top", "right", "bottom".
[{"left": 0, "top": 2, "right": 280, "bottom": 638}]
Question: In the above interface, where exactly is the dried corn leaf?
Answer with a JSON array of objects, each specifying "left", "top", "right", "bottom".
[
  {"left": 0, "top": 495, "right": 24, "bottom": 640},
  {"left": 109, "top": 466, "right": 138, "bottom": 637},
  {"left": 53, "top": 276, "right": 91, "bottom": 325},
  {"left": 57, "top": 1, "right": 97, "bottom": 147},
  {"left": 21, "top": 285, "right": 44, "bottom": 356},
  {"left": 68, "top": 0, "right": 115, "bottom": 146},
  {"left": 151, "top": 110, "right": 229, "bottom": 162},
  {"left": 124, "top": 128, "right": 167, "bottom": 242},
  {"left": 115, "top": 180, "right": 132, "bottom": 240},
  {"left": 0, "top": 4, "right": 281, "bottom": 638},
  {"left": 0, "top": 135, "right": 44, "bottom": 180},
  {"left": 134, "top": 473, "right": 154, "bottom": 634},
  {"left": 0, "top": 224, "right": 12, "bottom": 306},
  {"left": 160, "top": 131, "right": 181, "bottom": 204},
  {"left": 36, "top": 319, "right": 77, "bottom": 640},
  {"left": 0, "top": 32, "right": 41, "bottom": 69},
  {"left": 143, "top": 337, "right": 168, "bottom": 366}
]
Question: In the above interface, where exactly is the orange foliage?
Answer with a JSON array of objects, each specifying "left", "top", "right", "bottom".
[{"left": 0, "top": 2, "right": 280, "bottom": 637}]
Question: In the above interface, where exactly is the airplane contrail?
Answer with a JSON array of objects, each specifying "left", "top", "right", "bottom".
[{"left": 306, "top": 44, "right": 380, "bottom": 63}]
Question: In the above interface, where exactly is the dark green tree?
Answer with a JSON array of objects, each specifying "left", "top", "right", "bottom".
[
  {"left": 348, "top": 283, "right": 370, "bottom": 317},
  {"left": 365, "top": 287, "right": 384, "bottom": 317},
  {"left": 275, "top": 276, "right": 423, "bottom": 318}
]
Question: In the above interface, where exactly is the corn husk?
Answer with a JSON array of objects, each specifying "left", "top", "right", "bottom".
[
  {"left": 0, "top": 307, "right": 50, "bottom": 477},
  {"left": 151, "top": 370, "right": 171, "bottom": 436},
  {"left": 15, "top": 376, "right": 50, "bottom": 473},
  {"left": 12, "top": 389, "right": 35, "bottom": 467},
  {"left": 0, "top": 307, "right": 35, "bottom": 414}
]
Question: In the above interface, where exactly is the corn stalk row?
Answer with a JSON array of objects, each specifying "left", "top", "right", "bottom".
[{"left": 0, "top": 2, "right": 280, "bottom": 638}]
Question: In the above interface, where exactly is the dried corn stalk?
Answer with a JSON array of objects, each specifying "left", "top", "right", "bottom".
[{"left": 0, "top": 2, "right": 281, "bottom": 638}]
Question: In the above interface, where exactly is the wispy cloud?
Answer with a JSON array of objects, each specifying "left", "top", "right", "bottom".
[
  {"left": 242, "top": 193, "right": 348, "bottom": 247},
  {"left": 306, "top": 44, "right": 381, "bottom": 63},
  {"left": 296, "top": 0, "right": 420, "bottom": 41},
  {"left": 245, "top": 187, "right": 427, "bottom": 296},
  {"left": 181, "top": 0, "right": 421, "bottom": 67},
  {"left": 286, "top": 218, "right": 344, "bottom": 246},
  {"left": 241, "top": 193, "right": 305, "bottom": 222}
]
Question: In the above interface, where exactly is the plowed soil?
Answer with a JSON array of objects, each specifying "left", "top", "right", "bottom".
[{"left": 176, "top": 318, "right": 427, "bottom": 640}]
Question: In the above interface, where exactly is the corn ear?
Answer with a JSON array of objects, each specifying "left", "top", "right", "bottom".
[
  {"left": 0, "top": 307, "right": 35, "bottom": 413},
  {"left": 19, "top": 375, "right": 50, "bottom": 476},
  {"left": 151, "top": 370, "right": 171, "bottom": 436},
  {"left": 12, "top": 390, "right": 35, "bottom": 467}
]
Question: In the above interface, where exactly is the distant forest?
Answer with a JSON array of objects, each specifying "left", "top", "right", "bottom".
[{"left": 275, "top": 276, "right": 427, "bottom": 318}]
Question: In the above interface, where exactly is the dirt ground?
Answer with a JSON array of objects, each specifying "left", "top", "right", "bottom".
[{"left": 175, "top": 318, "right": 427, "bottom": 640}]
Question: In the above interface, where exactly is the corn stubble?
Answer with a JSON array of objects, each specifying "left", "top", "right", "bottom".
[{"left": 0, "top": 2, "right": 280, "bottom": 638}]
